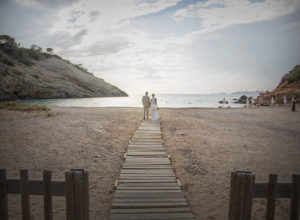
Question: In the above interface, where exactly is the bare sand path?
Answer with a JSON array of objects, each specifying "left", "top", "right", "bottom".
[
  {"left": 160, "top": 107, "right": 300, "bottom": 220},
  {"left": 0, "top": 106, "right": 299, "bottom": 219}
]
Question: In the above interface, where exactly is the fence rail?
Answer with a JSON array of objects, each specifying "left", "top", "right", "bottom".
[
  {"left": 228, "top": 170, "right": 300, "bottom": 220},
  {"left": 0, "top": 168, "right": 89, "bottom": 220}
]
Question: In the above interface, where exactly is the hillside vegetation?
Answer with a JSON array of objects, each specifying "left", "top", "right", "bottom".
[
  {"left": 0, "top": 35, "right": 127, "bottom": 101},
  {"left": 258, "top": 64, "right": 300, "bottom": 104}
]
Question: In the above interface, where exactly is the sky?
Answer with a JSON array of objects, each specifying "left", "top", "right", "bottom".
[{"left": 1, "top": 0, "right": 300, "bottom": 94}]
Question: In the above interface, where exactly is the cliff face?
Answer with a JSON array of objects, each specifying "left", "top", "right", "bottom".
[
  {"left": 258, "top": 65, "right": 300, "bottom": 104},
  {"left": 0, "top": 54, "right": 127, "bottom": 101}
]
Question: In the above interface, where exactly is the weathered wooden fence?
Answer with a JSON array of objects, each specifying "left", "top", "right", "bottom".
[
  {"left": 229, "top": 170, "right": 300, "bottom": 220},
  {"left": 0, "top": 168, "right": 89, "bottom": 220}
]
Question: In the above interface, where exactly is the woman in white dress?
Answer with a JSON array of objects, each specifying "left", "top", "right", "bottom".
[{"left": 151, "top": 93, "right": 159, "bottom": 120}]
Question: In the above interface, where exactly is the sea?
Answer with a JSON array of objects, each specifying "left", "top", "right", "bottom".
[{"left": 18, "top": 92, "right": 261, "bottom": 108}]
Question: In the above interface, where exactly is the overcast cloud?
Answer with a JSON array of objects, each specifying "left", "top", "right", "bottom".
[{"left": 1, "top": 0, "right": 300, "bottom": 94}]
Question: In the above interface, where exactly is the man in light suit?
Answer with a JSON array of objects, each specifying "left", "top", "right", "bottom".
[{"left": 142, "top": 91, "right": 151, "bottom": 119}]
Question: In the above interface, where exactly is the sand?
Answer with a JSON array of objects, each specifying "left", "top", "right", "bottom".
[
  {"left": 0, "top": 106, "right": 299, "bottom": 220},
  {"left": 0, "top": 107, "right": 142, "bottom": 220},
  {"left": 160, "top": 107, "right": 300, "bottom": 220}
]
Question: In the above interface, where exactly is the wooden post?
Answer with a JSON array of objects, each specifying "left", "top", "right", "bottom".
[
  {"left": 73, "top": 171, "right": 84, "bottom": 220},
  {"left": 291, "top": 100, "right": 296, "bottom": 112},
  {"left": 83, "top": 170, "right": 89, "bottom": 220},
  {"left": 290, "top": 174, "right": 300, "bottom": 220},
  {"left": 266, "top": 174, "right": 277, "bottom": 220},
  {"left": 65, "top": 171, "right": 74, "bottom": 220},
  {"left": 43, "top": 170, "right": 53, "bottom": 220},
  {"left": 0, "top": 169, "right": 9, "bottom": 220},
  {"left": 242, "top": 173, "right": 255, "bottom": 220},
  {"left": 65, "top": 170, "right": 88, "bottom": 220},
  {"left": 229, "top": 172, "right": 237, "bottom": 220},
  {"left": 228, "top": 171, "right": 254, "bottom": 220},
  {"left": 20, "top": 169, "right": 30, "bottom": 220}
]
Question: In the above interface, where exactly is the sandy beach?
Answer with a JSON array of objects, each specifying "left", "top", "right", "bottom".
[{"left": 0, "top": 106, "right": 300, "bottom": 220}]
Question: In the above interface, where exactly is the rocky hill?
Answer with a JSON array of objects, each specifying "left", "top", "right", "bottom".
[
  {"left": 0, "top": 35, "right": 127, "bottom": 101},
  {"left": 258, "top": 64, "right": 300, "bottom": 104}
]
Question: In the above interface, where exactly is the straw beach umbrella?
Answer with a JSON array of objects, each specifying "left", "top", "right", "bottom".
[{"left": 283, "top": 96, "right": 287, "bottom": 105}]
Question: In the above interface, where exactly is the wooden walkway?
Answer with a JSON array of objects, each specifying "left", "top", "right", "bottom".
[{"left": 109, "top": 120, "right": 195, "bottom": 220}]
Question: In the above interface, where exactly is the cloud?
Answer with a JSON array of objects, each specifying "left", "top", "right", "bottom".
[
  {"left": 89, "top": 10, "right": 100, "bottom": 22},
  {"left": 84, "top": 38, "right": 133, "bottom": 56},
  {"left": 172, "top": 0, "right": 300, "bottom": 33},
  {"left": 50, "top": 29, "right": 88, "bottom": 50},
  {"left": 132, "top": 0, "right": 181, "bottom": 18},
  {"left": 13, "top": 0, "right": 80, "bottom": 8},
  {"left": 67, "top": 10, "right": 85, "bottom": 23}
]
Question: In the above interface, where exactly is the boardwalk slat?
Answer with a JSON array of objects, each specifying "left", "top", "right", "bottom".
[
  {"left": 110, "top": 212, "right": 194, "bottom": 220},
  {"left": 110, "top": 207, "right": 190, "bottom": 214},
  {"left": 110, "top": 120, "right": 195, "bottom": 220}
]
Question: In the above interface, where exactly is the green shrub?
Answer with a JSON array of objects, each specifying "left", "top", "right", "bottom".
[
  {"left": 0, "top": 101, "right": 49, "bottom": 111},
  {"left": 283, "top": 65, "right": 300, "bottom": 84},
  {"left": 2, "top": 57, "right": 15, "bottom": 66},
  {"left": 13, "top": 70, "right": 23, "bottom": 75},
  {"left": 0, "top": 69, "right": 10, "bottom": 77},
  {"left": 53, "top": 54, "right": 62, "bottom": 59}
]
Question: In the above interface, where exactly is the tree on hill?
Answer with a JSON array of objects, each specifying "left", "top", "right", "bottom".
[{"left": 46, "top": 48, "right": 53, "bottom": 54}]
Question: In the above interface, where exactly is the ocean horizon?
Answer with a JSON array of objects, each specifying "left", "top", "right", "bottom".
[{"left": 18, "top": 92, "right": 261, "bottom": 108}]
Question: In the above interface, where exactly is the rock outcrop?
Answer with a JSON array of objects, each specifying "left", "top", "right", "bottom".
[
  {"left": 0, "top": 53, "right": 127, "bottom": 101},
  {"left": 257, "top": 65, "right": 300, "bottom": 104}
]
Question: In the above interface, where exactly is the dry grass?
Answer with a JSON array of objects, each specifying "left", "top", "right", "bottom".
[{"left": 0, "top": 101, "right": 49, "bottom": 111}]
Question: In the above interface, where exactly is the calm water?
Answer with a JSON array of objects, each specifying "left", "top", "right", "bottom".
[{"left": 18, "top": 93, "right": 260, "bottom": 108}]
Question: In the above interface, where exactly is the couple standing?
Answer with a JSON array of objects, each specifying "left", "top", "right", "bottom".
[{"left": 142, "top": 92, "right": 159, "bottom": 120}]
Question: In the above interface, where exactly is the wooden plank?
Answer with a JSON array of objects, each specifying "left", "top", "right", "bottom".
[
  {"left": 117, "top": 186, "right": 180, "bottom": 190},
  {"left": 115, "top": 190, "right": 182, "bottom": 194},
  {"left": 110, "top": 207, "right": 190, "bottom": 214},
  {"left": 111, "top": 201, "right": 188, "bottom": 208},
  {"left": 109, "top": 212, "right": 194, "bottom": 220},
  {"left": 112, "top": 197, "right": 186, "bottom": 203},
  {"left": 242, "top": 173, "right": 255, "bottom": 220},
  {"left": 83, "top": 170, "right": 89, "bottom": 220},
  {"left": 120, "top": 174, "right": 175, "bottom": 178},
  {"left": 6, "top": 179, "right": 65, "bottom": 196},
  {"left": 123, "top": 165, "right": 172, "bottom": 169},
  {"left": 118, "top": 179, "right": 177, "bottom": 183},
  {"left": 118, "top": 183, "right": 179, "bottom": 187},
  {"left": 254, "top": 182, "right": 291, "bottom": 198},
  {"left": 65, "top": 171, "right": 74, "bottom": 220},
  {"left": 121, "top": 169, "right": 174, "bottom": 173},
  {"left": 74, "top": 171, "right": 84, "bottom": 220},
  {"left": 119, "top": 176, "right": 176, "bottom": 180},
  {"left": 43, "top": 170, "right": 53, "bottom": 220},
  {"left": 266, "top": 174, "right": 277, "bottom": 220},
  {"left": 0, "top": 169, "right": 8, "bottom": 220},
  {"left": 228, "top": 171, "right": 236, "bottom": 220},
  {"left": 126, "top": 152, "right": 166, "bottom": 155},
  {"left": 128, "top": 148, "right": 164, "bottom": 150},
  {"left": 20, "top": 169, "right": 30, "bottom": 220},
  {"left": 113, "top": 192, "right": 185, "bottom": 198},
  {"left": 290, "top": 174, "right": 300, "bottom": 220},
  {"left": 233, "top": 172, "right": 246, "bottom": 219}
]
